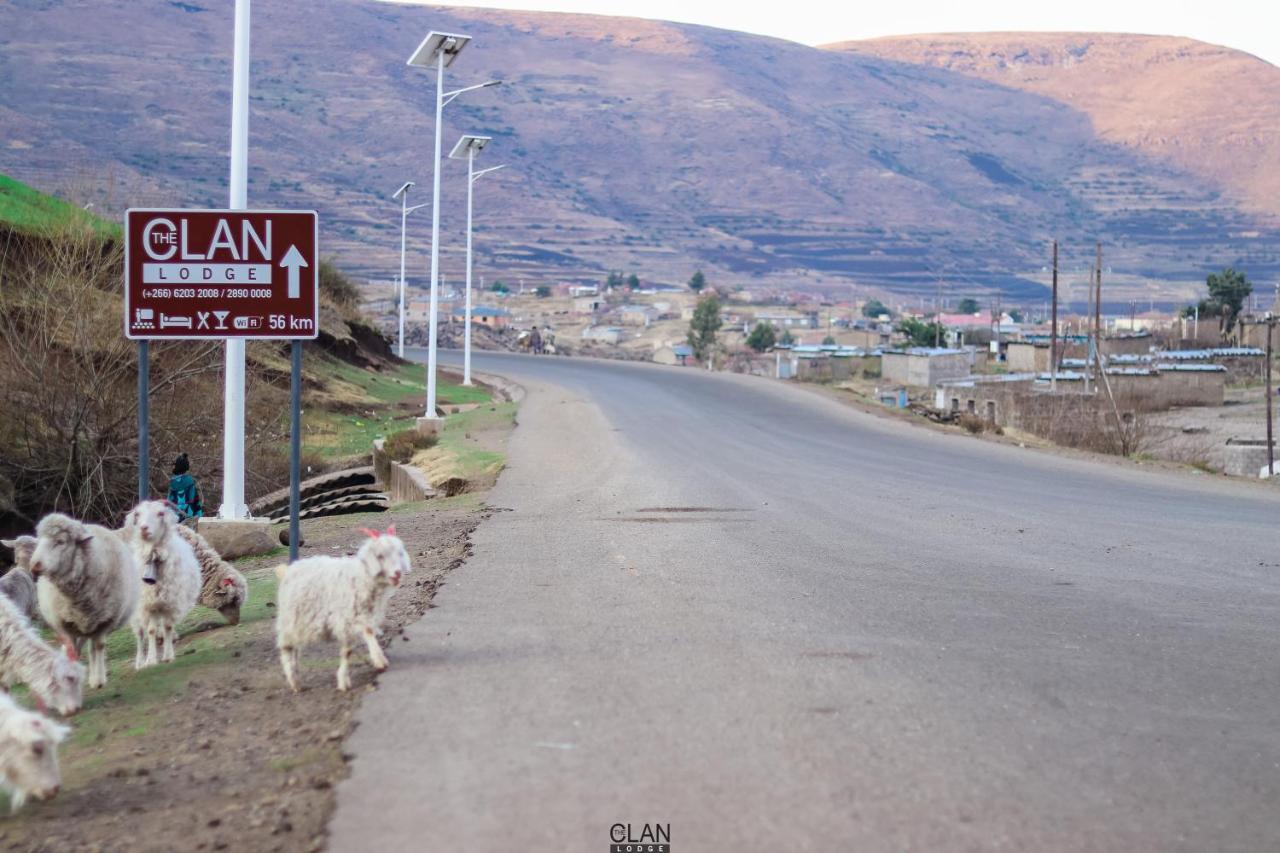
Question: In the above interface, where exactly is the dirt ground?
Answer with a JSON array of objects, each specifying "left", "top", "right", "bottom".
[
  {"left": 1146, "top": 385, "right": 1272, "bottom": 471},
  {"left": 0, "top": 498, "right": 490, "bottom": 853}
]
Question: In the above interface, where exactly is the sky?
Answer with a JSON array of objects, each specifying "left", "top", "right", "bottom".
[{"left": 401, "top": 0, "right": 1280, "bottom": 66}]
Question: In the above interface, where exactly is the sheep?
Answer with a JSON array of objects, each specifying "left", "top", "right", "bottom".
[
  {"left": 0, "top": 691, "right": 69, "bottom": 813},
  {"left": 0, "top": 537, "right": 38, "bottom": 622},
  {"left": 121, "top": 501, "right": 200, "bottom": 669},
  {"left": 0, "top": 594, "right": 83, "bottom": 717},
  {"left": 174, "top": 524, "right": 249, "bottom": 626},
  {"left": 275, "top": 524, "right": 411, "bottom": 692},
  {"left": 30, "top": 513, "right": 140, "bottom": 690}
]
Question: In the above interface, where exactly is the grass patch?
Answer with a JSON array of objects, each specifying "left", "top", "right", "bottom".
[
  {"left": 0, "top": 172, "right": 120, "bottom": 238},
  {"left": 304, "top": 361, "right": 493, "bottom": 458},
  {"left": 39, "top": 565, "right": 281, "bottom": 755},
  {"left": 412, "top": 402, "right": 516, "bottom": 485}
]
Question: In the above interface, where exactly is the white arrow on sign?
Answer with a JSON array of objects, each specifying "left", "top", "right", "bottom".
[{"left": 279, "top": 245, "right": 308, "bottom": 299}]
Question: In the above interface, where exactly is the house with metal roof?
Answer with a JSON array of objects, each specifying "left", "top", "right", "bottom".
[
  {"left": 881, "top": 347, "right": 971, "bottom": 387},
  {"left": 451, "top": 305, "right": 511, "bottom": 328}
]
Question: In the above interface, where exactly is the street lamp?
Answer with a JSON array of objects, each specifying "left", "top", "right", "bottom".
[
  {"left": 406, "top": 30, "right": 501, "bottom": 423},
  {"left": 392, "top": 181, "right": 429, "bottom": 358},
  {"left": 449, "top": 134, "right": 506, "bottom": 386}
]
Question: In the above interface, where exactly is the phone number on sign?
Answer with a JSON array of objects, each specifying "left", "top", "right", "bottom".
[{"left": 141, "top": 287, "right": 273, "bottom": 299}]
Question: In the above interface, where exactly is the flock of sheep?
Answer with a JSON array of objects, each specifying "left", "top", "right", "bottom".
[{"left": 0, "top": 500, "right": 413, "bottom": 813}]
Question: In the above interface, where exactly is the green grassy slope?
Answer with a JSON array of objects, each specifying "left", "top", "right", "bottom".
[{"left": 0, "top": 172, "right": 120, "bottom": 237}]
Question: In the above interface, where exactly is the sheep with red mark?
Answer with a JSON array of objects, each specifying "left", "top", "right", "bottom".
[
  {"left": 0, "top": 537, "right": 38, "bottom": 623},
  {"left": 275, "top": 525, "right": 411, "bottom": 692},
  {"left": 0, "top": 594, "right": 83, "bottom": 717},
  {"left": 30, "top": 514, "right": 140, "bottom": 689},
  {"left": 121, "top": 501, "right": 200, "bottom": 669},
  {"left": 175, "top": 524, "right": 249, "bottom": 625},
  {"left": 0, "top": 691, "right": 69, "bottom": 812}
]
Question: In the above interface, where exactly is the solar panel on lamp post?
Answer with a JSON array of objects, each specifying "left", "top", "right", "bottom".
[
  {"left": 449, "top": 134, "right": 506, "bottom": 386},
  {"left": 406, "top": 31, "right": 500, "bottom": 422}
]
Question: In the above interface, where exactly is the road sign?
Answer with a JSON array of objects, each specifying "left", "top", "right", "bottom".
[{"left": 125, "top": 209, "right": 319, "bottom": 340}]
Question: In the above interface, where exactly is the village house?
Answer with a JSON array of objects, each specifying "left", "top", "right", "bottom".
[
  {"left": 616, "top": 304, "right": 660, "bottom": 327},
  {"left": 582, "top": 325, "right": 624, "bottom": 345},
  {"left": 654, "top": 343, "right": 695, "bottom": 366},
  {"left": 753, "top": 310, "right": 819, "bottom": 329},
  {"left": 452, "top": 305, "right": 511, "bottom": 328},
  {"left": 881, "top": 347, "right": 971, "bottom": 387},
  {"left": 843, "top": 326, "right": 891, "bottom": 350}
]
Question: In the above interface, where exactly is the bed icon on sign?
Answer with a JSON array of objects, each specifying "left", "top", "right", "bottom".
[{"left": 133, "top": 308, "right": 155, "bottom": 330}]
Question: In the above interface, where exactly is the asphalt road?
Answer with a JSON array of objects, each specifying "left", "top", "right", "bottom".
[{"left": 331, "top": 352, "right": 1280, "bottom": 852}]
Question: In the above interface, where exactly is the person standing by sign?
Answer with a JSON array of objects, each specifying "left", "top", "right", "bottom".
[{"left": 167, "top": 453, "right": 204, "bottom": 523}]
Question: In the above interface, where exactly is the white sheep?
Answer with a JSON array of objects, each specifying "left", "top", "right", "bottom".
[
  {"left": 122, "top": 501, "right": 200, "bottom": 669},
  {"left": 175, "top": 524, "right": 249, "bottom": 625},
  {"left": 275, "top": 525, "right": 411, "bottom": 692},
  {"left": 30, "top": 513, "right": 140, "bottom": 690},
  {"left": 0, "top": 536, "right": 39, "bottom": 622},
  {"left": 0, "top": 691, "right": 69, "bottom": 813},
  {"left": 0, "top": 594, "right": 83, "bottom": 717}
]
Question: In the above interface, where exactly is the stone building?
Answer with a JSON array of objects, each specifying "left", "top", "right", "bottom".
[{"left": 881, "top": 348, "right": 970, "bottom": 387}]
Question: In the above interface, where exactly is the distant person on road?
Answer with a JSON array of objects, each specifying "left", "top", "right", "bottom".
[
  {"left": 530, "top": 326, "right": 543, "bottom": 355},
  {"left": 167, "top": 452, "right": 203, "bottom": 523}
]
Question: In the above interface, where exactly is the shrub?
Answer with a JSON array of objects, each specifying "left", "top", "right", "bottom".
[
  {"left": 319, "top": 259, "right": 360, "bottom": 309},
  {"left": 383, "top": 428, "right": 438, "bottom": 463}
]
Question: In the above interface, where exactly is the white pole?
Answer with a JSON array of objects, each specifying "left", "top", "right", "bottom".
[
  {"left": 424, "top": 50, "right": 444, "bottom": 419},
  {"left": 464, "top": 147, "right": 475, "bottom": 385},
  {"left": 398, "top": 189, "right": 407, "bottom": 358},
  {"left": 220, "top": 0, "right": 250, "bottom": 520}
]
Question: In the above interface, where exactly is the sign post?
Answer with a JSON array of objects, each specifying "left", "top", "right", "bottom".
[
  {"left": 289, "top": 341, "right": 303, "bottom": 561},
  {"left": 125, "top": 208, "right": 319, "bottom": 557},
  {"left": 137, "top": 340, "right": 149, "bottom": 501}
]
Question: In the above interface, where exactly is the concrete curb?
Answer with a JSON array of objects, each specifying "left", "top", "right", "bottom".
[
  {"left": 469, "top": 370, "right": 526, "bottom": 404},
  {"left": 372, "top": 439, "right": 438, "bottom": 503}
]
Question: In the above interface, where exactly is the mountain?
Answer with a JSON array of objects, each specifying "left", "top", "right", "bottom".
[
  {"left": 826, "top": 33, "right": 1280, "bottom": 222},
  {"left": 3, "top": 1, "right": 1278, "bottom": 304}
]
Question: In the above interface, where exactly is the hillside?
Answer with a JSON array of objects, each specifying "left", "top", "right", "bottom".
[
  {"left": 0, "top": 173, "right": 409, "bottom": 531},
  {"left": 3, "top": 2, "right": 1278, "bottom": 302},
  {"left": 827, "top": 33, "right": 1280, "bottom": 221},
  {"left": 0, "top": 173, "right": 121, "bottom": 238}
]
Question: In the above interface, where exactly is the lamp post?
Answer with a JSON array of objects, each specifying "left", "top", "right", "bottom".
[
  {"left": 391, "top": 181, "right": 429, "bottom": 358},
  {"left": 406, "top": 31, "right": 500, "bottom": 423},
  {"left": 449, "top": 134, "right": 505, "bottom": 386},
  {"left": 221, "top": 0, "right": 251, "bottom": 520}
]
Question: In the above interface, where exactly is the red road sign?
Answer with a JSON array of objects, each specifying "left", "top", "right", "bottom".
[{"left": 125, "top": 209, "right": 319, "bottom": 339}]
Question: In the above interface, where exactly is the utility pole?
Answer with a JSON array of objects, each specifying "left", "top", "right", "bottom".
[
  {"left": 1084, "top": 262, "right": 1094, "bottom": 395},
  {"left": 1051, "top": 240, "right": 1059, "bottom": 390},
  {"left": 1094, "top": 242, "right": 1103, "bottom": 387},
  {"left": 935, "top": 276, "right": 943, "bottom": 348},
  {"left": 1267, "top": 313, "right": 1276, "bottom": 477}
]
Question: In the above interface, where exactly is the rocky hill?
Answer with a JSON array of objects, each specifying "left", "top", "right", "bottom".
[
  {"left": 3, "top": 1, "right": 1278, "bottom": 303},
  {"left": 829, "top": 33, "right": 1280, "bottom": 222}
]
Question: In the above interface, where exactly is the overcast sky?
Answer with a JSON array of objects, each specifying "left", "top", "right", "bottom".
[{"left": 402, "top": 0, "right": 1280, "bottom": 66}]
